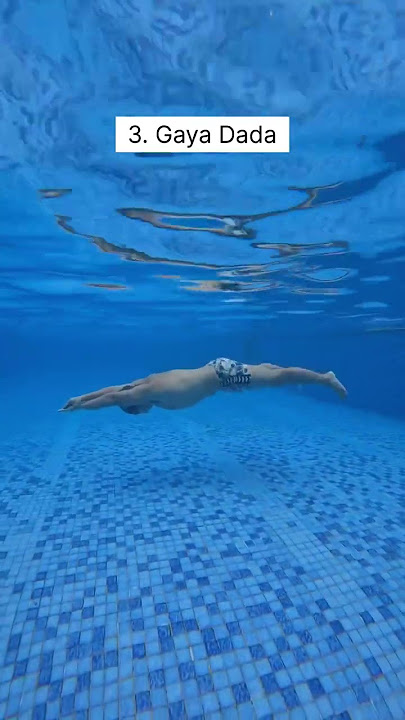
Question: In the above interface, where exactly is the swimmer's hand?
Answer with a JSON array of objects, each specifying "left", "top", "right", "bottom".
[{"left": 58, "top": 396, "right": 82, "bottom": 412}]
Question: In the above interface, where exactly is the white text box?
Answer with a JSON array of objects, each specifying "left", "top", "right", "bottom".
[{"left": 116, "top": 116, "right": 290, "bottom": 153}]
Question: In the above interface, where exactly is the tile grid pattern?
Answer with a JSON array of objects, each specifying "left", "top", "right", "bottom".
[{"left": 0, "top": 398, "right": 404, "bottom": 720}]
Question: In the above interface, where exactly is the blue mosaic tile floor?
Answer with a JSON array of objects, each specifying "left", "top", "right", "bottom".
[{"left": 0, "top": 392, "right": 404, "bottom": 720}]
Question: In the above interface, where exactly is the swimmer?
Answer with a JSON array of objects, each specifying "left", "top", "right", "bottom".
[{"left": 58, "top": 358, "right": 347, "bottom": 415}]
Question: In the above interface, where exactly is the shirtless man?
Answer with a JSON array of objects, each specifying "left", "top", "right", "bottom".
[{"left": 59, "top": 358, "right": 347, "bottom": 415}]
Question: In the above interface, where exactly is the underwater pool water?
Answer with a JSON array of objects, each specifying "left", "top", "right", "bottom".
[{"left": 0, "top": 2, "right": 404, "bottom": 719}]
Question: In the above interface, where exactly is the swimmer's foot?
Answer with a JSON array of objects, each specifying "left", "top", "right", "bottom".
[{"left": 325, "top": 371, "right": 347, "bottom": 399}]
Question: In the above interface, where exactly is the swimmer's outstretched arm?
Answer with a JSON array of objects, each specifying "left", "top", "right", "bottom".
[
  {"left": 59, "top": 379, "right": 153, "bottom": 412},
  {"left": 59, "top": 384, "right": 126, "bottom": 411},
  {"left": 59, "top": 375, "right": 151, "bottom": 412}
]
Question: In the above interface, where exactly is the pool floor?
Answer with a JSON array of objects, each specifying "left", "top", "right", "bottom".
[{"left": 0, "top": 393, "right": 404, "bottom": 720}]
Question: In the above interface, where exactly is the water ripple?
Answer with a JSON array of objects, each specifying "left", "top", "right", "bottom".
[{"left": 0, "top": 0, "right": 404, "bottom": 330}]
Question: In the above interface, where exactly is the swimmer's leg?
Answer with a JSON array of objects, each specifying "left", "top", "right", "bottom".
[{"left": 252, "top": 365, "right": 347, "bottom": 399}]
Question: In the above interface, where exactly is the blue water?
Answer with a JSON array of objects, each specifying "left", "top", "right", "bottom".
[{"left": 1, "top": 2, "right": 405, "bottom": 720}]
